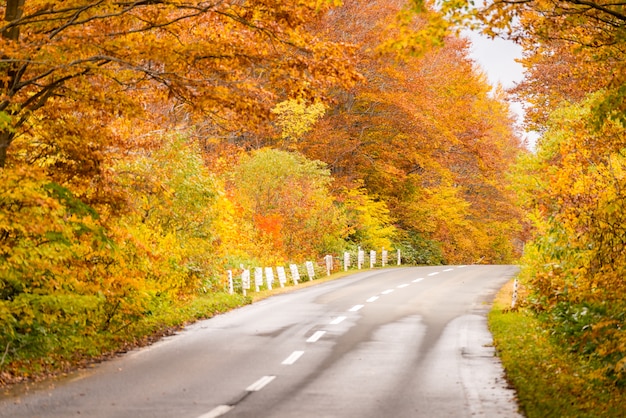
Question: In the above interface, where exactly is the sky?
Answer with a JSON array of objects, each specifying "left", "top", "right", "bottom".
[
  {"left": 465, "top": 32, "right": 524, "bottom": 89},
  {"left": 463, "top": 31, "right": 539, "bottom": 149}
]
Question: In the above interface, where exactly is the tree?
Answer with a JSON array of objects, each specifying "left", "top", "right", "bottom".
[
  {"left": 230, "top": 148, "right": 346, "bottom": 261},
  {"left": 300, "top": 0, "right": 524, "bottom": 263},
  {"left": 0, "top": 0, "right": 361, "bottom": 168},
  {"left": 513, "top": 95, "right": 626, "bottom": 382},
  {"left": 448, "top": 0, "right": 626, "bottom": 125}
]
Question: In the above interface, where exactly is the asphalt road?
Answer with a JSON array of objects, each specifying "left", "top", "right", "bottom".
[{"left": 0, "top": 265, "right": 522, "bottom": 418}]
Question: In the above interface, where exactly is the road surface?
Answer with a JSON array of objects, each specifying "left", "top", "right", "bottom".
[{"left": 0, "top": 265, "right": 522, "bottom": 417}]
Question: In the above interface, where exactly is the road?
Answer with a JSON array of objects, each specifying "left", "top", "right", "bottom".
[{"left": 0, "top": 265, "right": 522, "bottom": 418}]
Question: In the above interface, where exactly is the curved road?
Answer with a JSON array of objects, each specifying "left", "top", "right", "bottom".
[{"left": 0, "top": 265, "right": 522, "bottom": 417}]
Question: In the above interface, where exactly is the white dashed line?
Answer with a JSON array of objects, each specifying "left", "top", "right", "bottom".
[
  {"left": 282, "top": 351, "right": 304, "bottom": 365},
  {"left": 381, "top": 289, "right": 394, "bottom": 295},
  {"left": 443, "top": 268, "right": 454, "bottom": 272},
  {"left": 349, "top": 304, "right": 364, "bottom": 312},
  {"left": 397, "top": 284, "right": 410, "bottom": 289},
  {"left": 412, "top": 278, "right": 424, "bottom": 283},
  {"left": 197, "top": 405, "right": 233, "bottom": 418},
  {"left": 307, "top": 330, "right": 326, "bottom": 343},
  {"left": 427, "top": 272, "right": 440, "bottom": 276},
  {"left": 458, "top": 265, "right": 467, "bottom": 268},
  {"left": 366, "top": 296, "right": 379, "bottom": 303},
  {"left": 329, "top": 315, "right": 347, "bottom": 325},
  {"left": 246, "top": 375, "right": 276, "bottom": 392}
]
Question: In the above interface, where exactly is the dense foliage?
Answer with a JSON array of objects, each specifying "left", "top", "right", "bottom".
[{"left": 1, "top": 0, "right": 524, "bottom": 383}]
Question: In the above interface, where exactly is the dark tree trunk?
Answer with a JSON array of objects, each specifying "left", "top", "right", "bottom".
[{"left": 1, "top": 0, "right": 26, "bottom": 168}]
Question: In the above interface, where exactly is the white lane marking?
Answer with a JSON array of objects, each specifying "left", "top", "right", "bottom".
[
  {"left": 366, "top": 296, "right": 379, "bottom": 303},
  {"left": 307, "top": 330, "right": 326, "bottom": 343},
  {"left": 197, "top": 405, "right": 233, "bottom": 418},
  {"left": 381, "top": 289, "right": 394, "bottom": 295},
  {"left": 459, "top": 265, "right": 467, "bottom": 268},
  {"left": 443, "top": 268, "right": 454, "bottom": 272},
  {"left": 246, "top": 375, "right": 276, "bottom": 392},
  {"left": 412, "top": 278, "right": 424, "bottom": 283},
  {"left": 329, "top": 315, "right": 347, "bottom": 325},
  {"left": 282, "top": 351, "right": 304, "bottom": 365},
  {"left": 397, "top": 284, "right": 410, "bottom": 289},
  {"left": 427, "top": 272, "right": 440, "bottom": 276},
  {"left": 349, "top": 304, "right": 364, "bottom": 312}
]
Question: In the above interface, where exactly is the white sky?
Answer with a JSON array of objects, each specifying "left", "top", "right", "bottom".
[
  {"left": 464, "top": 31, "right": 539, "bottom": 149},
  {"left": 466, "top": 32, "right": 524, "bottom": 89}
]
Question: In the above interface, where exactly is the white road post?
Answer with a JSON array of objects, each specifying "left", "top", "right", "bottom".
[
  {"left": 254, "top": 267, "right": 263, "bottom": 292},
  {"left": 305, "top": 261, "right": 315, "bottom": 281},
  {"left": 227, "top": 270, "right": 234, "bottom": 294},
  {"left": 370, "top": 250, "right": 376, "bottom": 269},
  {"left": 289, "top": 264, "right": 300, "bottom": 285},
  {"left": 382, "top": 248, "right": 388, "bottom": 267},
  {"left": 264, "top": 267, "right": 274, "bottom": 290},
  {"left": 276, "top": 266, "right": 287, "bottom": 288},
  {"left": 343, "top": 252, "right": 351, "bottom": 271},
  {"left": 397, "top": 249, "right": 401, "bottom": 266},
  {"left": 241, "top": 269, "right": 251, "bottom": 296},
  {"left": 357, "top": 248, "right": 364, "bottom": 270},
  {"left": 325, "top": 255, "right": 333, "bottom": 276}
]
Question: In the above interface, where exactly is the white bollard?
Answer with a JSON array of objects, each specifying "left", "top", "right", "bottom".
[
  {"left": 264, "top": 267, "right": 274, "bottom": 290},
  {"left": 325, "top": 255, "right": 333, "bottom": 276},
  {"left": 227, "top": 270, "right": 234, "bottom": 294},
  {"left": 289, "top": 264, "right": 300, "bottom": 285},
  {"left": 344, "top": 252, "right": 351, "bottom": 271},
  {"left": 357, "top": 249, "right": 364, "bottom": 270},
  {"left": 397, "top": 249, "right": 401, "bottom": 266},
  {"left": 305, "top": 261, "right": 315, "bottom": 281},
  {"left": 382, "top": 248, "right": 388, "bottom": 267},
  {"left": 370, "top": 250, "right": 376, "bottom": 269},
  {"left": 254, "top": 267, "right": 263, "bottom": 292},
  {"left": 241, "top": 268, "right": 251, "bottom": 296},
  {"left": 276, "top": 266, "right": 287, "bottom": 288}
]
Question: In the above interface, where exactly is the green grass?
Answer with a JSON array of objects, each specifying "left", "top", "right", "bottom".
[
  {"left": 1, "top": 268, "right": 354, "bottom": 387},
  {"left": 0, "top": 292, "right": 251, "bottom": 386},
  {"left": 489, "top": 281, "right": 626, "bottom": 417}
]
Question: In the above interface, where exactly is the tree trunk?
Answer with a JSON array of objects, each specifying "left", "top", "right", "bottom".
[
  {"left": 0, "top": 130, "right": 13, "bottom": 168},
  {"left": 2, "top": 0, "right": 25, "bottom": 41},
  {"left": 1, "top": 0, "right": 26, "bottom": 168}
]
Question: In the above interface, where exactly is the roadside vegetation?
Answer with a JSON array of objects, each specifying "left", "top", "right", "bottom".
[
  {"left": 0, "top": 0, "right": 523, "bottom": 386},
  {"left": 490, "top": 282, "right": 626, "bottom": 417},
  {"left": 3, "top": 0, "right": 626, "bottom": 406}
]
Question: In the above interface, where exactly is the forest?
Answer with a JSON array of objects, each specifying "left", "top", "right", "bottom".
[{"left": 1, "top": 0, "right": 625, "bottom": 390}]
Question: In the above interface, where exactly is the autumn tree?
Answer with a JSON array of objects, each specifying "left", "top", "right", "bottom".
[
  {"left": 229, "top": 148, "right": 346, "bottom": 262},
  {"left": 441, "top": 0, "right": 626, "bottom": 126},
  {"left": 0, "top": 0, "right": 360, "bottom": 170},
  {"left": 300, "top": 0, "right": 524, "bottom": 263}
]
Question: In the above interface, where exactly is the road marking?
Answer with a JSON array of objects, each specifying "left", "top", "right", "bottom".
[
  {"left": 427, "top": 272, "right": 440, "bottom": 276},
  {"left": 366, "top": 296, "right": 379, "bottom": 303},
  {"left": 381, "top": 289, "right": 394, "bottom": 295},
  {"left": 443, "top": 268, "right": 454, "bottom": 272},
  {"left": 197, "top": 405, "right": 233, "bottom": 418},
  {"left": 397, "top": 283, "right": 410, "bottom": 289},
  {"left": 246, "top": 375, "right": 276, "bottom": 392},
  {"left": 458, "top": 265, "right": 467, "bottom": 268},
  {"left": 307, "top": 330, "right": 326, "bottom": 343},
  {"left": 329, "top": 315, "right": 347, "bottom": 325},
  {"left": 412, "top": 278, "right": 424, "bottom": 283},
  {"left": 282, "top": 351, "right": 304, "bottom": 365},
  {"left": 349, "top": 304, "right": 364, "bottom": 312}
]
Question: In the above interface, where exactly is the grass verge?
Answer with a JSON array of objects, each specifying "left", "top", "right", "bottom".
[
  {"left": 0, "top": 292, "right": 251, "bottom": 388},
  {"left": 1, "top": 268, "right": 360, "bottom": 389},
  {"left": 489, "top": 281, "right": 626, "bottom": 417}
]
